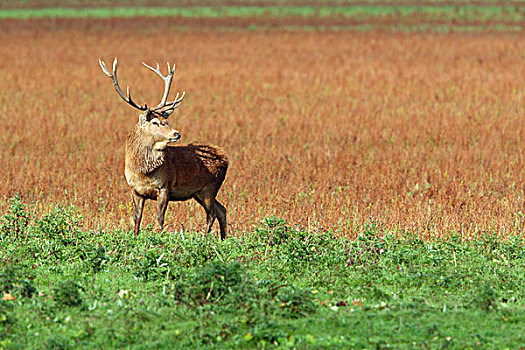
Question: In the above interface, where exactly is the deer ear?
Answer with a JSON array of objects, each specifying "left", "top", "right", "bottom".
[
  {"left": 138, "top": 111, "right": 151, "bottom": 127},
  {"left": 160, "top": 109, "right": 174, "bottom": 119}
]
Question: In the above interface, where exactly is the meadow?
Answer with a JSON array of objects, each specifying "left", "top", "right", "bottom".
[
  {"left": 0, "top": 7, "right": 524, "bottom": 349},
  {"left": 2, "top": 199, "right": 525, "bottom": 348},
  {"left": 0, "top": 20, "right": 523, "bottom": 236},
  {"left": 0, "top": 1, "right": 523, "bottom": 32}
]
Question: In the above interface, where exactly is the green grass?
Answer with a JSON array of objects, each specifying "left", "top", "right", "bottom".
[
  {"left": 0, "top": 5, "right": 522, "bottom": 21},
  {"left": 1, "top": 4, "right": 521, "bottom": 32},
  {"left": 2, "top": 0, "right": 522, "bottom": 7},
  {"left": 1, "top": 196, "right": 525, "bottom": 348}
]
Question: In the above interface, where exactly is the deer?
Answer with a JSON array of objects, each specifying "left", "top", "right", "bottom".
[{"left": 99, "top": 58, "right": 228, "bottom": 239}]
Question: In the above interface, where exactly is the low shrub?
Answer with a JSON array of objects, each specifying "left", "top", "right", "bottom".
[
  {"left": 0, "top": 266, "right": 36, "bottom": 299},
  {"left": 53, "top": 280, "right": 83, "bottom": 307}
]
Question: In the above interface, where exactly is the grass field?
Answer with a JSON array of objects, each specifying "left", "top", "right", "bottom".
[
  {"left": 0, "top": 5, "right": 524, "bottom": 349},
  {"left": 0, "top": 2, "right": 523, "bottom": 31},
  {"left": 2, "top": 0, "right": 523, "bottom": 7},
  {"left": 0, "top": 20, "right": 523, "bottom": 236},
  {"left": 2, "top": 199, "right": 525, "bottom": 348},
  {"left": 1, "top": 5, "right": 521, "bottom": 20}
]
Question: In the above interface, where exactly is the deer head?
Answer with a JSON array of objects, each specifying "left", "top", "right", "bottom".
[{"left": 99, "top": 58, "right": 185, "bottom": 146}]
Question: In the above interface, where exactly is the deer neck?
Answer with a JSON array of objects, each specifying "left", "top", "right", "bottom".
[{"left": 125, "top": 126, "right": 166, "bottom": 175}]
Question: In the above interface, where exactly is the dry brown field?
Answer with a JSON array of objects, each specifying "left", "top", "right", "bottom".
[{"left": 0, "top": 19, "right": 523, "bottom": 237}]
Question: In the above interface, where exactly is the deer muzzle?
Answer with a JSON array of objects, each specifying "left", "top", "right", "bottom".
[{"left": 169, "top": 131, "right": 181, "bottom": 142}]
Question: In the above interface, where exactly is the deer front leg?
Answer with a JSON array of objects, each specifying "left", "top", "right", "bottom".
[
  {"left": 193, "top": 194, "right": 216, "bottom": 235},
  {"left": 157, "top": 189, "right": 169, "bottom": 232},
  {"left": 132, "top": 192, "right": 145, "bottom": 236}
]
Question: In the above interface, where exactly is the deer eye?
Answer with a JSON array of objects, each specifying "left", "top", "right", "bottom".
[{"left": 152, "top": 121, "right": 159, "bottom": 126}]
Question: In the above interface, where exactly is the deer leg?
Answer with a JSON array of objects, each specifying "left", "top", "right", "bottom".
[
  {"left": 204, "top": 197, "right": 216, "bottom": 234},
  {"left": 215, "top": 200, "right": 227, "bottom": 240},
  {"left": 132, "top": 192, "right": 145, "bottom": 236},
  {"left": 157, "top": 189, "right": 169, "bottom": 232},
  {"left": 194, "top": 195, "right": 216, "bottom": 234}
]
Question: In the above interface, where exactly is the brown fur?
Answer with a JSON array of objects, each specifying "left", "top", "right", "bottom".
[
  {"left": 125, "top": 121, "right": 229, "bottom": 238},
  {"left": 99, "top": 59, "right": 228, "bottom": 238}
]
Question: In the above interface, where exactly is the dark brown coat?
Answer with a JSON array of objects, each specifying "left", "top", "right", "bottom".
[
  {"left": 99, "top": 58, "right": 228, "bottom": 238},
  {"left": 125, "top": 120, "right": 228, "bottom": 238}
]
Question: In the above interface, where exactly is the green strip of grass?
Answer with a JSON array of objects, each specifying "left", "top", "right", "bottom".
[
  {"left": 0, "top": 5, "right": 522, "bottom": 21},
  {"left": 2, "top": 197, "right": 525, "bottom": 348},
  {"left": 281, "top": 23, "right": 524, "bottom": 32}
]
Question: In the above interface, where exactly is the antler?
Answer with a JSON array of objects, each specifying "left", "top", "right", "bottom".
[
  {"left": 142, "top": 61, "right": 186, "bottom": 116},
  {"left": 99, "top": 58, "right": 148, "bottom": 111}
]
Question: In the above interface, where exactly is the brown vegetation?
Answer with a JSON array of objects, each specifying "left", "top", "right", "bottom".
[
  {"left": 1, "top": 17, "right": 522, "bottom": 33},
  {"left": 0, "top": 20, "right": 523, "bottom": 237}
]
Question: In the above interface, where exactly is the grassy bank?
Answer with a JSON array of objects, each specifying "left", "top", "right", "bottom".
[
  {"left": 1, "top": 196, "right": 524, "bottom": 348},
  {"left": 1, "top": 0, "right": 522, "bottom": 32},
  {"left": 0, "top": 5, "right": 521, "bottom": 20}
]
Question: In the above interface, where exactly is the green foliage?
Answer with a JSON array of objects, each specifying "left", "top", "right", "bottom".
[
  {"left": 0, "top": 266, "right": 36, "bottom": 298},
  {"left": 186, "top": 261, "right": 244, "bottom": 304},
  {"left": 81, "top": 243, "right": 109, "bottom": 273},
  {"left": 53, "top": 280, "right": 83, "bottom": 307},
  {"left": 2, "top": 198, "right": 525, "bottom": 348},
  {"left": 135, "top": 248, "right": 173, "bottom": 282},
  {"left": 345, "top": 222, "right": 388, "bottom": 267},
  {"left": 466, "top": 281, "right": 498, "bottom": 312},
  {"left": 245, "top": 319, "right": 287, "bottom": 347},
  {"left": 35, "top": 205, "right": 83, "bottom": 240},
  {"left": 273, "top": 286, "right": 316, "bottom": 318},
  {"left": 0, "top": 194, "right": 31, "bottom": 239},
  {"left": 255, "top": 215, "right": 289, "bottom": 246}
]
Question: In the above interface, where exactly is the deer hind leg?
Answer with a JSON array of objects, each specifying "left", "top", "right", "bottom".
[
  {"left": 214, "top": 200, "right": 227, "bottom": 240},
  {"left": 132, "top": 191, "right": 145, "bottom": 236}
]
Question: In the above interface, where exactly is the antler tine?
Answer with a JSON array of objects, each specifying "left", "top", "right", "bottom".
[
  {"left": 167, "top": 91, "right": 186, "bottom": 109},
  {"left": 99, "top": 58, "right": 148, "bottom": 111},
  {"left": 99, "top": 59, "right": 111, "bottom": 77},
  {"left": 142, "top": 61, "right": 177, "bottom": 109},
  {"left": 155, "top": 91, "right": 186, "bottom": 118}
]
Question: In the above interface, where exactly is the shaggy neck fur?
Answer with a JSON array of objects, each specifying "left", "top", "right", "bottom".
[{"left": 126, "top": 125, "right": 165, "bottom": 174}]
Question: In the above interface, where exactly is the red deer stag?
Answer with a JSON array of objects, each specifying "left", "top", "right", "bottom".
[{"left": 99, "top": 58, "right": 228, "bottom": 239}]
